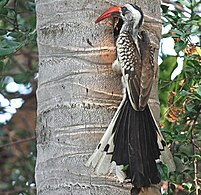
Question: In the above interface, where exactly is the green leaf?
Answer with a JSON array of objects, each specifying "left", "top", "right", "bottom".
[
  {"left": 174, "top": 41, "right": 187, "bottom": 53},
  {"left": 0, "top": 47, "right": 18, "bottom": 57},
  {"left": 158, "top": 163, "right": 169, "bottom": 180},
  {"left": 197, "top": 85, "right": 201, "bottom": 96},
  {"left": 161, "top": 5, "right": 169, "bottom": 13},
  {"left": 162, "top": 33, "right": 171, "bottom": 38},
  {"left": 192, "top": 154, "right": 201, "bottom": 159},
  {"left": 0, "top": 39, "right": 25, "bottom": 57},
  {"left": 0, "top": 29, "right": 7, "bottom": 35},
  {"left": 122, "top": 164, "right": 129, "bottom": 172},
  {"left": 185, "top": 103, "right": 195, "bottom": 112},
  {"left": 0, "top": 60, "right": 5, "bottom": 72},
  {"left": 182, "top": 182, "right": 192, "bottom": 191},
  {"left": 174, "top": 156, "right": 185, "bottom": 173},
  {"left": 7, "top": 32, "right": 24, "bottom": 39},
  {"left": 171, "top": 29, "right": 183, "bottom": 36},
  {"left": 0, "top": 39, "right": 21, "bottom": 48},
  {"left": 26, "top": 2, "right": 35, "bottom": 12},
  {"left": 13, "top": 71, "right": 32, "bottom": 84},
  {"left": 0, "top": 0, "right": 8, "bottom": 9},
  {"left": 177, "top": 0, "right": 190, "bottom": 8},
  {"left": 160, "top": 56, "right": 177, "bottom": 79},
  {"left": 0, "top": 8, "right": 8, "bottom": 18},
  {"left": 179, "top": 144, "right": 194, "bottom": 156},
  {"left": 179, "top": 90, "right": 191, "bottom": 96}
]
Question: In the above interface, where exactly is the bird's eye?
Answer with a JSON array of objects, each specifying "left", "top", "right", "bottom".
[{"left": 121, "top": 6, "right": 128, "bottom": 15}]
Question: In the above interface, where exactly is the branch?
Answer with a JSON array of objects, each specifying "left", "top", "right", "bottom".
[
  {"left": 162, "top": 0, "right": 191, "bottom": 14},
  {"left": 0, "top": 136, "right": 36, "bottom": 149},
  {"left": 190, "top": 108, "right": 201, "bottom": 195},
  {"left": 194, "top": 158, "right": 199, "bottom": 195}
]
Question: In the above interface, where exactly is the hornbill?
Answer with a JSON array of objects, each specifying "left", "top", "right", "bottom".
[{"left": 86, "top": 4, "right": 175, "bottom": 193}]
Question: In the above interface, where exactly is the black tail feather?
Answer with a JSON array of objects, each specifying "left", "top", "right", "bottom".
[{"left": 111, "top": 95, "right": 161, "bottom": 188}]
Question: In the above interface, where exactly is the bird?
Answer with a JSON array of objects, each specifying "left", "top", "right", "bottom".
[{"left": 86, "top": 3, "right": 175, "bottom": 193}]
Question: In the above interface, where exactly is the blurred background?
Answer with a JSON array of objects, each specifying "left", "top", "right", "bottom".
[
  {"left": 0, "top": 0, "right": 36, "bottom": 194},
  {"left": 0, "top": 0, "right": 200, "bottom": 194}
]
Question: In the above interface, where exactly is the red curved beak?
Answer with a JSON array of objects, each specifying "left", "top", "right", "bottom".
[{"left": 95, "top": 6, "right": 121, "bottom": 23}]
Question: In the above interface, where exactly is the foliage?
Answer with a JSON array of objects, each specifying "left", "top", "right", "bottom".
[
  {"left": 0, "top": 0, "right": 37, "bottom": 194},
  {"left": 159, "top": 0, "right": 201, "bottom": 194}
]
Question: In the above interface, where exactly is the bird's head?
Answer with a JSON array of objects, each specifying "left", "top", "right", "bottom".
[{"left": 96, "top": 4, "right": 144, "bottom": 30}]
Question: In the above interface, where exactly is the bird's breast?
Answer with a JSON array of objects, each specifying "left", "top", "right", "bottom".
[{"left": 116, "top": 32, "right": 139, "bottom": 74}]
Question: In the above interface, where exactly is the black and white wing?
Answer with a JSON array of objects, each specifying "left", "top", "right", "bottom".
[{"left": 116, "top": 31, "right": 154, "bottom": 111}]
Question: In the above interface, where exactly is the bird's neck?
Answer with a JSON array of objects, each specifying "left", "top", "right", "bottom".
[{"left": 120, "top": 22, "right": 139, "bottom": 40}]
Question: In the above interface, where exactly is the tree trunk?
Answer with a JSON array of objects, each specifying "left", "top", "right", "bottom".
[{"left": 35, "top": 0, "right": 161, "bottom": 194}]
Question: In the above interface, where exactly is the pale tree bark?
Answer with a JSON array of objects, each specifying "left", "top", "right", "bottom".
[{"left": 35, "top": 0, "right": 161, "bottom": 194}]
